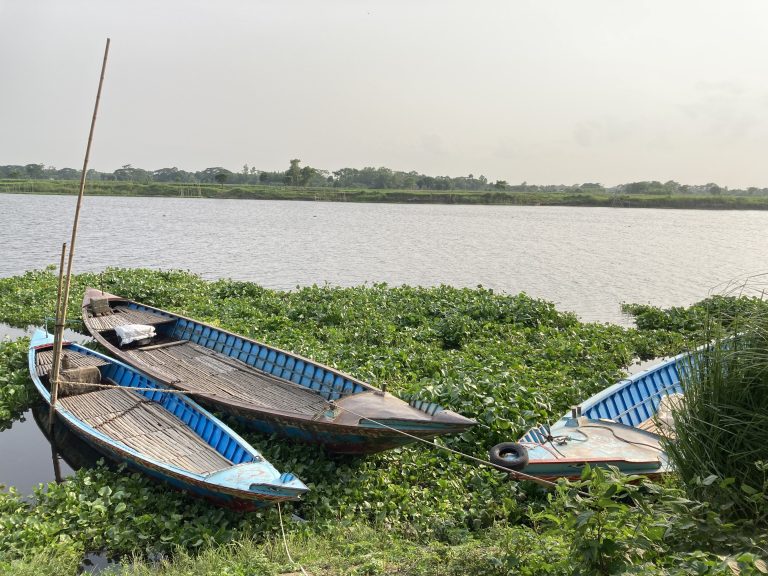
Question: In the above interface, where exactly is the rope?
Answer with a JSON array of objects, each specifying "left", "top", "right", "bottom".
[
  {"left": 45, "top": 379, "right": 196, "bottom": 395},
  {"left": 40, "top": 359, "right": 605, "bottom": 495},
  {"left": 277, "top": 502, "right": 310, "bottom": 576},
  {"left": 43, "top": 373, "right": 591, "bottom": 494},
  {"left": 330, "top": 403, "right": 567, "bottom": 490},
  {"left": 578, "top": 424, "right": 666, "bottom": 452},
  {"left": 41, "top": 364, "right": 596, "bottom": 493}
]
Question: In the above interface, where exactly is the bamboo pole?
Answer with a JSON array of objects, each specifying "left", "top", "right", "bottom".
[
  {"left": 51, "top": 444, "right": 63, "bottom": 484},
  {"left": 49, "top": 38, "right": 111, "bottom": 428},
  {"left": 48, "top": 243, "right": 68, "bottom": 433}
]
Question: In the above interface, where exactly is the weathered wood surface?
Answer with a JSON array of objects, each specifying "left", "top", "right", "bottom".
[
  {"left": 124, "top": 341, "right": 329, "bottom": 417},
  {"left": 59, "top": 387, "right": 231, "bottom": 475},
  {"left": 36, "top": 348, "right": 109, "bottom": 377},
  {"left": 85, "top": 305, "right": 172, "bottom": 331}
]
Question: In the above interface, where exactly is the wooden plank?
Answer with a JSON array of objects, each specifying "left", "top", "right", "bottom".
[
  {"left": 136, "top": 340, "right": 188, "bottom": 352},
  {"left": 122, "top": 341, "right": 329, "bottom": 416},
  {"left": 36, "top": 349, "right": 109, "bottom": 377},
  {"left": 59, "top": 388, "right": 231, "bottom": 475},
  {"left": 86, "top": 305, "right": 173, "bottom": 331}
]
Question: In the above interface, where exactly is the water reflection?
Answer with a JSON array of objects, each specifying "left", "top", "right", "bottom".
[
  {"left": 0, "top": 323, "right": 95, "bottom": 493},
  {"left": 32, "top": 403, "right": 103, "bottom": 478},
  {"left": 0, "top": 407, "right": 75, "bottom": 494},
  {"left": 0, "top": 321, "right": 91, "bottom": 344}
]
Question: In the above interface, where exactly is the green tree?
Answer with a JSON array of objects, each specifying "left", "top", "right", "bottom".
[
  {"left": 198, "top": 167, "right": 232, "bottom": 184},
  {"left": 285, "top": 159, "right": 302, "bottom": 186},
  {"left": 25, "top": 164, "right": 45, "bottom": 179},
  {"left": 708, "top": 183, "right": 723, "bottom": 196},
  {"left": 299, "top": 165, "right": 317, "bottom": 186}
]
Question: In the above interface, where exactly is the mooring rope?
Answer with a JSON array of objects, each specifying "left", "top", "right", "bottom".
[
  {"left": 277, "top": 501, "right": 310, "bottom": 576},
  {"left": 39, "top": 353, "right": 593, "bottom": 495},
  {"left": 41, "top": 372, "right": 573, "bottom": 490},
  {"left": 329, "top": 403, "right": 567, "bottom": 490}
]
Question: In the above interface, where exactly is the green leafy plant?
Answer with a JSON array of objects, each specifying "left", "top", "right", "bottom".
[
  {"left": 0, "top": 339, "right": 34, "bottom": 429},
  {"left": 2, "top": 269, "right": 767, "bottom": 573}
]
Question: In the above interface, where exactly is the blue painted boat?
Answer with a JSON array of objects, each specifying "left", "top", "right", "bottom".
[
  {"left": 82, "top": 288, "right": 476, "bottom": 454},
  {"left": 489, "top": 352, "right": 688, "bottom": 481},
  {"left": 29, "top": 329, "right": 308, "bottom": 509}
]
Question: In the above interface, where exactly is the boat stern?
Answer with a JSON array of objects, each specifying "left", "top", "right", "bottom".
[
  {"left": 204, "top": 464, "right": 308, "bottom": 501},
  {"left": 333, "top": 391, "right": 475, "bottom": 433}
]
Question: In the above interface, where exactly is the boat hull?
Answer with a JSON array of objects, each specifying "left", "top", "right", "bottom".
[
  {"left": 81, "top": 288, "right": 475, "bottom": 454},
  {"left": 28, "top": 330, "right": 308, "bottom": 509},
  {"left": 494, "top": 352, "right": 688, "bottom": 481}
]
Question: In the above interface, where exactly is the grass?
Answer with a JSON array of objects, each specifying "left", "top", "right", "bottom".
[
  {"left": 3, "top": 178, "right": 768, "bottom": 209},
  {"left": 665, "top": 310, "right": 768, "bottom": 524}
]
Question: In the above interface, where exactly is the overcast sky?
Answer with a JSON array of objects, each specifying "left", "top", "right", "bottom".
[{"left": 2, "top": 0, "right": 768, "bottom": 187}]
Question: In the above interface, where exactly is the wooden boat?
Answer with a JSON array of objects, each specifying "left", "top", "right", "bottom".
[
  {"left": 81, "top": 288, "right": 476, "bottom": 454},
  {"left": 29, "top": 329, "right": 308, "bottom": 509},
  {"left": 489, "top": 352, "right": 688, "bottom": 481}
]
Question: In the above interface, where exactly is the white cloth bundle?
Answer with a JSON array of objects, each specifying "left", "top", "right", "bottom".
[{"left": 115, "top": 324, "right": 156, "bottom": 346}]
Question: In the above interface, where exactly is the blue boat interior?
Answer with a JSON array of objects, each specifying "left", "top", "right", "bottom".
[
  {"left": 521, "top": 354, "right": 686, "bottom": 444},
  {"left": 581, "top": 357, "right": 684, "bottom": 427},
  {"left": 99, "top": 302, "right": 456, "bottom": 414},
  {"left": 37, "top": 343, "right": 257, "bottom": 467}
]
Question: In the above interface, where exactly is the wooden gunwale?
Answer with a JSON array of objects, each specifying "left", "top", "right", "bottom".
[{"left": 83, "top": 292, "right": 375, "bottom": 392}]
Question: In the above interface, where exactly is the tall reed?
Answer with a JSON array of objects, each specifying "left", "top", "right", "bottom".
[{"left": 665, "top": 303, "right": 768, "bottom": 523}]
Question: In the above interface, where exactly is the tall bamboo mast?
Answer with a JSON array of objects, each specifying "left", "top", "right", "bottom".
[{"left": 49, "top": 39, "right": 111, "bottom": 431}]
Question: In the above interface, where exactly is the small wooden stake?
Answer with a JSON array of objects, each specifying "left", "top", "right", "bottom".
[
  {"left": 51, "top": 443, "right": 63, "bottom": 484},
  {"left": 48, "top": 242, "right": 68, "bottom": 434}
]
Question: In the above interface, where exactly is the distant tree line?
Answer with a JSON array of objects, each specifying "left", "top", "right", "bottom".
[{"left": 2, "top": 162, "right": 767, "bottom": 196}]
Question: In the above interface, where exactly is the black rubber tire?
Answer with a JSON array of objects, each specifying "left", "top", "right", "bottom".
[{"left": 489, "top": 442, "right": 529, "bottom": 472}]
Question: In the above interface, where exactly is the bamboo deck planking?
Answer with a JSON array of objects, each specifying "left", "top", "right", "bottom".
[
  {"left": 58, "top": 387, "right": 231, "bottom": 475},
  {"left": 123, "top": 341, "right": 329, "bottom": 417},
  {"left": 36, "top": 348, "right": 109, "bottom": 377},
  {"left": 85, "top": 305, "right": 173, "bottom": 331}
]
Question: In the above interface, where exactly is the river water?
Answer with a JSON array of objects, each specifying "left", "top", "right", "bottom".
[
  {"left": 1, "top": 193, "right": 767, "bottom": 494},
  {"left": 2, "top": 193, "right": 767, "bottom": 325}
]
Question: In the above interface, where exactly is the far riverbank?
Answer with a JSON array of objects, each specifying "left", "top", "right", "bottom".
[{"left": 3, "top": 179, "right": 768, "bottom": 210}]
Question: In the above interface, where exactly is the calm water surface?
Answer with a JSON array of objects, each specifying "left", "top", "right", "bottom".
[
  {"left": 0, "top": 323, "right": 91, "bottom": 494},
  {"left": 1, "top": 193, "right": 767, "bottom": 493},
  {"left": 2, "top": 193, "right": 767, "bottom": 324}
]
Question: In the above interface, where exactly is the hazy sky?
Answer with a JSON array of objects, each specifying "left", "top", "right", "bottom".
[{"left": 2, "top": 0, "right": 768, "bottom": 187}]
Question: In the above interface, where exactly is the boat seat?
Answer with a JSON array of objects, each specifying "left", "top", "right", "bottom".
[
  {"left": 90, "top": 297, "right": 112, "bottom": 316},
  {"left": 59, "top": 366, "right": 103, "bottom": 397}
]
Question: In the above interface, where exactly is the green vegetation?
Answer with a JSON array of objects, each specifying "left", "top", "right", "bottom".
[
  {"left": 1, "top": 269, "right": 767, "bottom": 574},
  {"left": 4, "top": 177, "right": 768, "bottom": 209},
  {"left": 0, "top": 339, "right": 33, "bottom": 430},
  {"left": 4, "top": 160, "right": 768, "bottom": 208},
  {"left": 663, "top": 313, "right": 768, "bottom": 524}
]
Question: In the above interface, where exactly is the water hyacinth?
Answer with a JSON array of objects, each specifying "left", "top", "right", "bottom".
[{"left": 2, "top": 269, "right": 768, "bottom": 573}]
